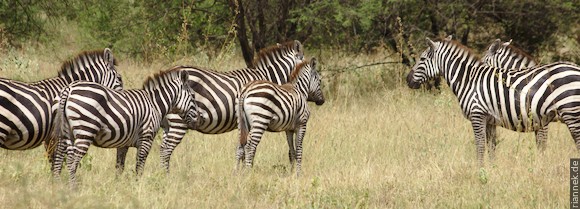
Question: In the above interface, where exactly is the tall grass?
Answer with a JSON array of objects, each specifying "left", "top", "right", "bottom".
[{"left": 0, "top": 44, "right": 575, "bottom": 208}]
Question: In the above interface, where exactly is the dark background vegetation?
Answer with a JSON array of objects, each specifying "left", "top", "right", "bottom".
[{"left": 1, "top": 0, "right": 579, "bottom": 67}]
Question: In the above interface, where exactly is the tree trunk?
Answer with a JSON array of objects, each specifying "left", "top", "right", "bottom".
[{"left": 229, "top": 0, "right": 254, "bottom": 68}]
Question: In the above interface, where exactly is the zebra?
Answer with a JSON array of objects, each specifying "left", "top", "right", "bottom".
[
  {"left": 156, "top": 40, "right": 305, "bottom": 173},
  {"left": 479, "top": 38, "right": 544, "bottom": 158},
  {"left": 49, "top": 67, "right": 200, "bottom": 186},
  {"left": 406, "top": 38, "right": 580, "bottom": 166},
  {"left": 236, "top": 58, "right": 324, "bottom": 176},
  {"left": 0, "top": 48, "right": 123, "bottom": 154}
]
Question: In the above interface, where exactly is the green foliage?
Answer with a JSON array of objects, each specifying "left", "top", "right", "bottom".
[
  {"left": 0, "top": 0, "right": 46, "bottom": 45},
  {"left": 0, "top": 0, "right": 579, "bottom": 63}
]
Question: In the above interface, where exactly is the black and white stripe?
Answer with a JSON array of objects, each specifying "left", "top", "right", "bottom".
[
  {"left": 50, "top": 67, "right": 199, "bottom": 186},
  {"left": 479, "top": 38, "right": 545, "bottom": 157},
  {"left": 235, "top": 58, "right": 324, "bottom": 176},
  {"left": 158, "top": 40, "right": 305, "bottom": 173},
  {"left": 407, "top": 38, "right": 580, "bottom": 166},
  {"left": 0, "top": 49, "right": 123, "bottom": 152},
  {"left": 481, "top": 39, "right": 537, "bottom": 70}
]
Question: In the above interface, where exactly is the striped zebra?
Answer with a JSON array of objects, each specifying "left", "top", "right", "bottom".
[
  {"left": 236, "top": 58, "right": 324, "bottom": 176},
  {"left": 406, "top": 38, "right": 580, "bottom": 166},
  {"left": 50, "top": 67, "right": 199, "bottom": 186},
  {"left": 0, "top": 49, "right": 123, "bottom": 154},
  {"left": 479, "top": 38, "right": 544, "bottom": 157},
  {"left": 157, "top": 40, "right": 304, "bottom": 173}
]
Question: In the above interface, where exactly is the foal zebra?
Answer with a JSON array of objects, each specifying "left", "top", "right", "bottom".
[
  {"left": 0, "top": 49, "right": 123, "bottom": 153},
  {"left": 407, "top": 38, "right": 580, "bottom": 166},
  {"left": 50, "top": 67, "right": 199, "bottom": 186},
  {"left": 236, "top": 58, "right": 324, "bottom": 176},
  {"left": 157, "top": 40, "right": 304, "bottom": 173}
]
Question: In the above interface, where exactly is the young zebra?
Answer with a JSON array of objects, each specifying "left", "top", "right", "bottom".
[
  {"left": 236, "top": 58, "right": 324, "bottom": 176},
  {"left": 0, "top": 49, "right": 123, "bottom": 154},
  {"left": 407, "top": 38, "right": 580, "bottom": 166},
  {"left": 50, "top": 67, "right": 199, "bottom": 186},
  {"left": 157, "top": 41, "right": 304, "bottom": 173}
]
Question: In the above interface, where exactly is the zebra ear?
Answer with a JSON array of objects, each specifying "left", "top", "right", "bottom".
[
  {"left": 445, "top": 35, "right": 452, "bottom": 41},
  {"left": 294, "top": 40, "right": 302, "bottom": 52},
  {"left": 502, "top": 39, "right": 512, "bottom": 47},
  {"left": 488, "top": 39, "right": 502, "bottom": 53},
  {"left": 104, "top": 48, "right": 114, "bottom": 68},
  {"left": 426, "top": 38, "right": 436, "bottom": 53},
  {"left": 310, "top": 57, "right": 317, "bottom": 70}
]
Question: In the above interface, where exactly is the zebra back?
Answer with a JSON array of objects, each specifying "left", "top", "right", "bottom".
[{"left": 481, "top": 39, "right": 537, "bottom": 69}]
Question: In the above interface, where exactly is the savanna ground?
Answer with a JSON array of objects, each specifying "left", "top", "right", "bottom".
[{"left": 0, "top": 44, "right": 576, "bottom": 208}]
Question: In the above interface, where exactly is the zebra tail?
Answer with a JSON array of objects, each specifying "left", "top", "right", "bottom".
[
  {"left": 47, "top": 86, "right": 71, "bottom": 160},
  {"left": 238, "top": 94, "right": 249, "bottom": 146}
]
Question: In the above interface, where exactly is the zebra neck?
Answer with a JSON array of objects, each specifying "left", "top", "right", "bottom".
[
  {"left": 147, "top": 87, "right": 178, "bottom": 118},
  {"left": 441, "top": 54, "right": 481, "bottom": 96},
  {"left": 292, "top": 76, "right": 309, "bottom": 100},
  {"left": 253, "top": 56, "right": 294, "bottom": 84}
]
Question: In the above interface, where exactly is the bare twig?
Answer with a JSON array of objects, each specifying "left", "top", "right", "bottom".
[{"left": 323, "top": 61, "right": 402, "bottom": 77}]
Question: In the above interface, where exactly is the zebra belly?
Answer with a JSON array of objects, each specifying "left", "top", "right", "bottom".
[{"left": 490, "top": 106, "right": 556, "bottom": 132}]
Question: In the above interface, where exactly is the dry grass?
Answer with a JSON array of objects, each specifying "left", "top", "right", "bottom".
[{"left": 0, "top": 46, "right": 575, "bottom": 208}]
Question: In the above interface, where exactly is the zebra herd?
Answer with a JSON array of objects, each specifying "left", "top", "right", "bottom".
[
  {"left": 1, "top": 36, "right": 579, "bottom": 187},
  {"left": 0, "top": 40, "right": 325, "bottom": 187}
]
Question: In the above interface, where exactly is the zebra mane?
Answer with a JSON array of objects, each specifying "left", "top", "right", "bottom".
[
  {"left": 58, "top": 49, "right": 117, "bottom": 76},
  {"left": 290, "top": 60, "right": 311, "bottom": 82},
  {"left": 252, "top": 40, "right": 300, "bottom": 66},
  {"left": 503, "top": 43, "right": 536, "bottom": 63},
  {"left": 438, "top": 39, "right": 481, "bottom": 60},
  {"left": 142, "top": 66, "right": 183, "bottom": 88}
]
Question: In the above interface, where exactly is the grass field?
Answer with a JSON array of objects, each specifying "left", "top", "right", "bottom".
[{"left": 0, "top": 46, "right": 576, "bottom": 208}]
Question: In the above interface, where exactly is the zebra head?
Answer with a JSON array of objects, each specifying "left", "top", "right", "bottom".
[
  {"left": 102, "top": 48, "right": 124, "bottom": 91},
  {"left": 277, "top": 40, "right": 305, "bottom": 63},
  {"left": 173, "top": 71, "right": 201, "bottom": 130},
  {"left": 407, "top": 38, "right": 440, "bottom": 89},
  {"left": 481, "top": 39, "right": 537, "bottom": 69},
  {"left": 305, "top": 58, "right": 325, "bottom": 106}
]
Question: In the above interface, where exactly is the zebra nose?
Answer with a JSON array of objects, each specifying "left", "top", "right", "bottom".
[{"left": 315, "top": 100, "right": 325, "bottom": 106}]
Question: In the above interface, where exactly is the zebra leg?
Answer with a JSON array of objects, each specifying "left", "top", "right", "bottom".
[
  {"left": 116, "top": 147, "right": 129, "bottom": 175},
  {"left": 560, "top": 114, "right": 580, "bottom": 151},
  {"left": 244, "top": 129, "right": 264, "bottom": 168},
  {"left": 485, "top": 124, "right": 497, "bottom": 162},
  {"left": 285, "top": 131, "right": 296, "bottom": 171},
  {"left": 51, "top": 139, "right": 68, "bottom": 179},
  {"left": 294, "top": 123, "right": 308, "bottom": 177},
  {"left": 135, "top": 137, "right": 154, "bottom": 176},
  {"left": 470, "top": 116, "right": 487, "bottom": 167},
  {"left": 66, "top": 137, "right": 93, "bottom": 188},
  {"left": 159, "top": 117, "right": 188, "bottom": 173},
  {"left": 535, "top": 126, "right": 548, "bottom": 152},
  {"left": 235, "top": 143, "right": 245, "bottom": 171}
]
